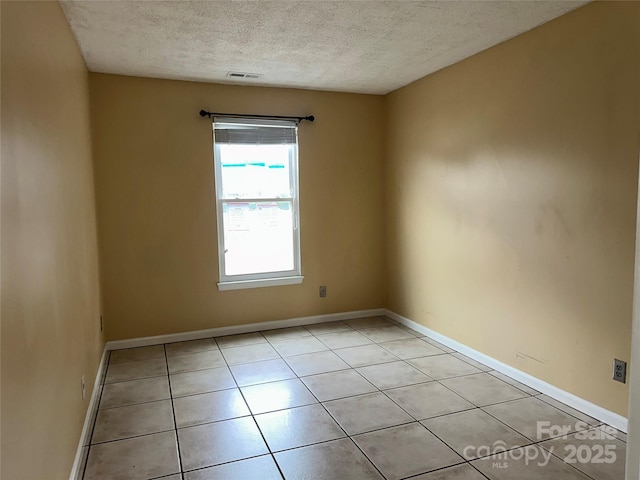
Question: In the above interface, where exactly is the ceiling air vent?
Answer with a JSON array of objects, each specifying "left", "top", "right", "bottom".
[{"left": 227, "top": 72, "right": 263, "bottom": 79}]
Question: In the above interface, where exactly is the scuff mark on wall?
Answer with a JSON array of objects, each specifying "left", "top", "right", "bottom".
[{"left": 516, "top": 351, "right": 549, "bottom": 364}]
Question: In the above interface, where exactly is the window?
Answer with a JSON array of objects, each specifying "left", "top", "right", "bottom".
[{"left": 213, "top": 118, "right": 302, "bottom": 290}]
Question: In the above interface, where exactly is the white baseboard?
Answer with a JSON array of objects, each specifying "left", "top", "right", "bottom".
[
  {"left": 384, "top": 309, "right": 629, "bottom": 433},
  {"left": 68, "top": 308, "right": 383, "bottom": 478},
  {"left": 106, "top": 308, "right": 386, "bottom": 351},
  {"left": 71, "top": 306, "right": 627, "bottom": 480},
  {"left": 100, "top": 305, "right": 628, "bottom": 432},
  {"left": 69, "top": 347, "right": 108, "bottom": 480}
]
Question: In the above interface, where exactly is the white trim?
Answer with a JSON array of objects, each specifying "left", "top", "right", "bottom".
[
  {"left": 218, "top": 275, "right": 304, "bottom": 291},
  {"left": 213, "top": 122, "right": 302, "bottom": 286},
  {"left": 106, "top": 308, "right": 386, "bottom": 351},
  {"left": 625, "top": 152, "right": 640, "bottom": 479},
  {"left": 71, "top": 307, "right": 630, "bottom": 478},
  {"left": 384, "top": 309, "right": 629, "bottom": 433},
  {"left": 68, "top": 347, "right": 109, "bottom": 480}
]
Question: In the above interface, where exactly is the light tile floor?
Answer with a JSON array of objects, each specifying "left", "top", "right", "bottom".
[{"left": 82, "top": 316, "right": 627, "bottom": 480}]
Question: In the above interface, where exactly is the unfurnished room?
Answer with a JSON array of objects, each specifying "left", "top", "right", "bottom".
[{"left": 2, "top": 1, "right": 640, "bottom": 479}]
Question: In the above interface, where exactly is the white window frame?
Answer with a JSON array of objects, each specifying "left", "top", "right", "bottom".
[{"left": 212, "top": 117, "right": 303, "bottom": 291}]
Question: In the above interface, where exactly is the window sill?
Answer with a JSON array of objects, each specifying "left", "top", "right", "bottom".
[{"left": 217, "top": 276, "right": 304, "bottom": 291}]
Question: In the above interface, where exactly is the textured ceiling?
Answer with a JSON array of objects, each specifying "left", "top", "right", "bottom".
[{"left": 61, "top": 0, "right": 587, "bottom": 95}]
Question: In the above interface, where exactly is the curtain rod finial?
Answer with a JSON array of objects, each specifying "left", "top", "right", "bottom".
[{"left": 199, "top": 110, "right": 211, "bottom": 118}]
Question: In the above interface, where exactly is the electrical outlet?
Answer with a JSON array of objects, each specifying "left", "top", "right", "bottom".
[
  {"left": 319, "top": 285, "right": 327, "bottom": 298},
  {"left": 81, "top": 374, "right": 86, "bottom": 400},
  {"left": 613, "top": 359, "right": 627, "bottom": 383},
  {"left": 100, "top": 314, "right": 103, "bottom": 332}
]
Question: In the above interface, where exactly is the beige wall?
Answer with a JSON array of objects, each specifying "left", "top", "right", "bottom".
[
  {"left": 1, "top": 0, "right": 638, "bottom": 477},
  {"left": 1, "top": 2, "right": 104, "bottom": 480},
  {"left": 386, "top": 1, "right": 640, "bottom": 416},
  {"left": 89, "top": 74, "right": 386, "bottom": 340}
]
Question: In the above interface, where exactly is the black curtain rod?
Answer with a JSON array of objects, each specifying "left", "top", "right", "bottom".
[{"left": 199, "top": 110, "right": 314, "bottom": 123}]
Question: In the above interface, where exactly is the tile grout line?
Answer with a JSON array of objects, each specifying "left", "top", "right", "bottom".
[
  {"left": 534, "top": 394, "right": 602, "bottom": 426},
  {"left": 238, "top": 324, "right": 393, "bottom": 478},
  {"left": 427, "top": 373, "right": 583, "bottom": 452},
  {"left": 245, "top": 412, "right": 288, "bottom": 479},
  {"left": 350, "top": 330, "right": 614, "bottom": 473},
  {"left": 538, "top": 438, "right": 609, "bottom": 480},
  {"left": 103, "top": 320, "right": 624, "bottom": 479},
  {"left": 477, "top": 396, "right": 601, "bottom": 446},
  {"left": 165, "top": 344, "right": 185, "bottom": 477},
  {"left": 467, "top": 410, "right": 608, "bottom": 466},
  {"left": 280, "top": 326, "right": 461, "bottom": 479},
  {"left": 388, "top": 343, "right": 609, "bottom": 477},
  {"left": 86, "top": 427, "right": 179, "bottom": 447},
  {"left": 219, "top": 335, "right": 288, "bottom": 480},
  {"left": 102, "top": 372, "right": 168, "bottom": 385},
  {"left": 218, "top": 323, "right": 596, "bottom": 461},
  {"left": 108, "top": 390, "right": 611, "bottom": 473},
  {"left": 398, "top": 461, "right": 491, "bottom": 480},
  {"left": 179, "top": 453, "right": 278, "bottom": 478},
  {"left": 304, "top": 383, "right": 386, "bottom": 476}
]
